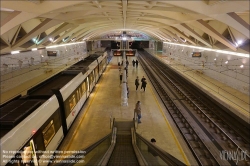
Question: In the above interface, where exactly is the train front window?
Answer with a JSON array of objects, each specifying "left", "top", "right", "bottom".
[{"left": 42, "top": 120, "right": 55, "bottom": 147}]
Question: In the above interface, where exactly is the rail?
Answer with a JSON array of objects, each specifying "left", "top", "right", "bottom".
[
  {"left": 147, "top": 50, "right": 249, "bottom": 113},
  {"left": 138, "top": 50, "right": 250, "bottom": 165}
]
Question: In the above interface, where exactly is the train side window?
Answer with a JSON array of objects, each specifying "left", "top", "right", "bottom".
[
  {"left": 42, "top": 120, "right": 55, "bottom": 147},
  {"left": 69, "top": 94, "right": 77, "bottom": 110},
  {"left": 81, "top": 81, "right": 86, "bottom": 93},
  {"left": 78, "top": 85, "right": 82, "bottom": 97}
]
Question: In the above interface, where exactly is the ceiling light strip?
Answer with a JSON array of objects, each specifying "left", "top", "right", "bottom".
[
  {"left": 164, "top": 42, "right": 249, "bottom": 58},
  {"left": 46, "top": 41, "right": 85, "bottom": 49}
]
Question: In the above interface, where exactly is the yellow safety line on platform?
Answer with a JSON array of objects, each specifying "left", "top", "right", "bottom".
[
  {"left": 65, "top": 67, "right": 107, "bottom": 151},
  {"left": 149, "top": 85, "right": 190, "bottom": 165}
]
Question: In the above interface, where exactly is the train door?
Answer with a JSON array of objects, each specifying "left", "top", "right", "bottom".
[
  {"left": 86, "top": 77, "right": 90, "bottom": 96},
  {"left": 94, "top": 67, "right": 99, "bottom": 82},
  {"left": 88, "top": 71, "right": 95, "bottom": 92},
  {"left": 99, "top": 60, "right": 103, "bottom": 75}
]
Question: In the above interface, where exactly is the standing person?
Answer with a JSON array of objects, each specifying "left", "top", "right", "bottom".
[
  {"left": 126, "top": 60, "right": 129, "bottom": 68},
  {"left": 134, "top": 101, "right": 142, "bottom": 123},
  {"left": 22, "top": 146, "right": 32, "bottom": 166},
  {"left": 120, "top": 72, "right": 123, "bottom": 84},
  {"left": 135, "top": 59, "right": 138, "bottom": 68},
  {"left": 135, "top": 76, "right": 140, "bottom": 91},
  {"left": 141, "top": 76, "right": 146, "bottom": 90},
  {"left": 124, "top": 66, "right": 128, "bottom": 77},
  {"left": 132, "top": 59, "right": 135, "bottom": 67},
  {"left": 127, "top": 83, "right": 129, "bottom": 98},
  {"left": 151, "top": 138, "right": 156, "bottom": 144},
  {"left": 141, "top": 79, "right": 147, "bottom": 92}
]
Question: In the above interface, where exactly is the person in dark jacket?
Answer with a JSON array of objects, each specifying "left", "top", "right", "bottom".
[
  {"left": 120, "top": 72, "right": 122, "bottom": 84},
  {"left": 135, "top": 59, "right": 138, "bottom": 68},
  {"left": 132, "top": 59, "right": 135, "bottom": 67},
  {"left": 135, "top": 76, "right": 140, "bottom": 91},
  {"left": 141, "top": 79, "right": 147, "bottom": 92},
  {"left": 141, "top": 76, "right": 146, "bottom": 90}
]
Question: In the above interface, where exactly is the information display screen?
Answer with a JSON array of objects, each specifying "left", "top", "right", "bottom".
[
  {"left": 47, "top": 51, "right": 57, "bottom": 56},
  {"left": 192, "top": 52, "right": 201, "bottom": 57}
]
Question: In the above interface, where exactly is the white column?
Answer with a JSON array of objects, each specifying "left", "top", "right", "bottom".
[{"left": 121, "top": 51, "right": 128, "bottom": 106}]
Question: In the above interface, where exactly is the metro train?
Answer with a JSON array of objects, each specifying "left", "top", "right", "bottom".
[{"left": 1, "top": 53, "right": 108, "bottom": 166}]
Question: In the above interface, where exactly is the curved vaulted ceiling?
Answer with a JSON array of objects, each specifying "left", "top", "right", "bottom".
[{"left": 1, "top": 0, "right": 249, "bottom": 54}]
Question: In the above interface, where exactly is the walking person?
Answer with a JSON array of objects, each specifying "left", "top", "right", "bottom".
[
  {"left": 132, "top": 59, "right": 135, "bottom": 67},
  {"left": 135, "top": 76, "right": 140, "bottom": 91},
  {"left": 120, "top": 72, "right": 122, "bottom": 84},
  {"left": 134, "top": 101, "right": 142, "bottom": 123},
  {"left": 126, "top": 60, "right": 129, "bottom": 67},
  {"left": 135, "top": 59, "right": 138, "bottom": 68},
  {"left": 141, "top": 79, "right": 147, "bottom": 92},
  {"left": 141, "top": 76, "right": 146, "bottom": 90}
]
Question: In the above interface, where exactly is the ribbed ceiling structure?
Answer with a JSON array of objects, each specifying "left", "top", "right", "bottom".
[{"left": 1, "top": 0, "right": 249, "bottom": 54}]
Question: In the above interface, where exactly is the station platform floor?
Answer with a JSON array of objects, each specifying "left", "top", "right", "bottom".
[
  {"left": 145, "top": 49, "right": 249, "bottom": 124},
  {"left": 57, "top": 55, "right": 197, "bottom": 165}
]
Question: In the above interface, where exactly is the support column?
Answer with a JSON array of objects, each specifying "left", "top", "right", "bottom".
[{"left": 121, "top": 51, "right": 128, "bottom": 106}]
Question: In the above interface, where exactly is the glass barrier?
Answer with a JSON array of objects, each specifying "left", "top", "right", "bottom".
[
  {"left": 136, "top": 136, "right": 169, "bottom": 166},
  {"left": 73, "top": 135, "right": 112, "bottom": 166}
]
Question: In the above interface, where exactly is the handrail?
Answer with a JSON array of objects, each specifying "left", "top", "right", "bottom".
[
  {"left": 131, "top": 128, "right": 148, "bottom": 166},
  {"left": 136, "top": 133, "right": 186, "bottom": 166},
  {"left": 97, "top": 126, "right": 117, "bottom": 166},
  {"left": 133, "top": 110, "right": 138, "bottom": 129}
]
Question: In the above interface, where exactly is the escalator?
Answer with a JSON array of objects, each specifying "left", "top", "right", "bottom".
[
  {"left": 53, "top": 119, "right": 185, "bottom": 166},
  {"left": 107, "top": 121, "right": 139, "bottom": 166}
]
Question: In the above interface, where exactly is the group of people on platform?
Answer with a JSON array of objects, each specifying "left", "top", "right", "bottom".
[
  {"left": 135, "top": 76, "right": 147, "bottom": 92},
  {"left": 118, "top": 57, "right": 156, "bottom": 146},
  {"left": 132, "top": 59, "right": 139, "bottom": 68}
]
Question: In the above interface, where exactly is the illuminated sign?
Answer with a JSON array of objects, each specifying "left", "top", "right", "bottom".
[{"left": 192, "top": 52, "right": 201, "bottom": 57}]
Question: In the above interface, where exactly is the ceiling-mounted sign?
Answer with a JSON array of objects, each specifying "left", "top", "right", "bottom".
[{"left": 192, "top": 52, "right": 201, "bottom": 57}]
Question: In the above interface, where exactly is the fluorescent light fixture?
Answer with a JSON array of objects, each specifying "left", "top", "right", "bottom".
[
  {"left": 225, "top": 61, "right": 228, "bottom": 64},
  {"left": 11, "top": 50, "right": 20, "bottom": 54},
  {"left": 46, "top": 41, "right": 85, "bottom": 49},
  {"left": 214, "top": 58, "right": 216, "bottom": 61},
  {"left": 240, "top": 65, "right": 244, "bottom": 68},
  {"left": 122, "top": 37, "right": 127, "bottom": 40},
  {"left": 163, "top": 42, "right": 249, "bottom": 57},
  {"left": 237, "top": 40, "right": 243, "bottom": 45},
  {"left": 32, "top": 48, "right": 37, "bottom": 51}
]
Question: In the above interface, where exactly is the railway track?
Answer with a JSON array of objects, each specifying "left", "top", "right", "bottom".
[{"left": 137, "top": 50, "right": 250, "bottom": 166}]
